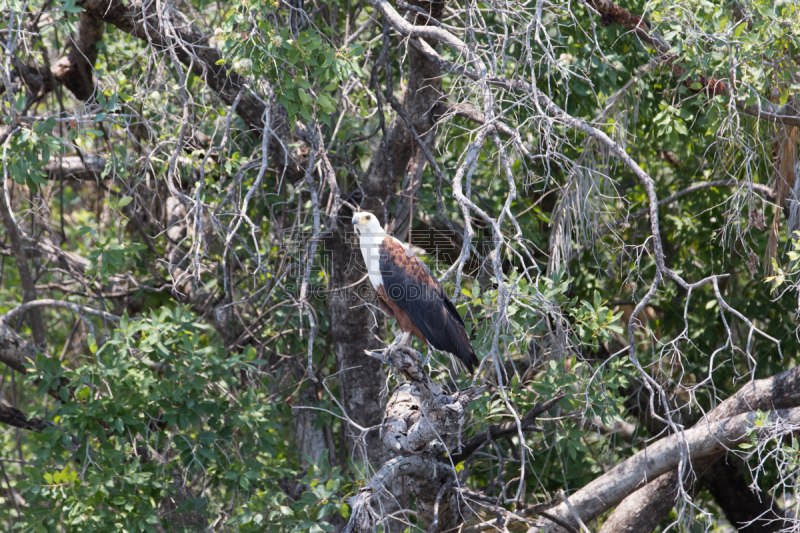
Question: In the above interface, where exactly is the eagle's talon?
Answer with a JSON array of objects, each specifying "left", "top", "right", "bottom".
[
  {"left": 420, "top": 350, "right": 431, "bottom": 368},
  {"left": 366, "top": 348, "right": 395, "bottom": 368}
]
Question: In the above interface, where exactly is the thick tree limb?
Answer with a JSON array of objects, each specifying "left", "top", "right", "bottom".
[
  {"left": 345, "top": 344, "right": 486, "bottom": 533},
  {"left": 599, "top": 452, "right": 790, "bottom": 532},
  {"left": 0, "top": 320, "right": 37, "bottom": 374},
  {"left": 80, "top": 0, "right": 260, "bottom": 130},
  {"left": 43, "top": 155, "right": 106, "bottom": 181},
  {"left": 6, "top": 10, "right": 103, "bottom": 103},
  {"left": 531, "top": 366, "right": 800, "bottom": 532},
  {"left": 50, "top": 12, "right": 105, "bottom": 100},
  {"left": 359, "top": 26, "right": 443, "bottom": 220},
  {"left": 596, "top": 469, "right": 679, "bottom": 533},
  {"left": 0, "top": 312, "right": 75, "bottom": 402},
  {"left": 705, "top": 366, "right": 800, "bottom": 423},
  {"left": 0, "top": 402, "right": 50, "bottom": 432},
  {"left": 0, "top": 299, "right": 121, "bottom": 326},
  {"left": 362, "top": 347, "right": 567, "bottom": 532},
  {"left": 344, "top": 456, "right": 454, "bottom": 533},
  {"left": 531, "top": 407, "right": 800, "bottom": 532},
  {"left": 608, "top": 354, "right": 795, "bottom": 532},
  {"left": 377, "top": 347, "right": 485, "bottom": 455}
]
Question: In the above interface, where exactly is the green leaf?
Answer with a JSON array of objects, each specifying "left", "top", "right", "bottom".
[{"left": 87, "top": 333, "right": 98, "bottom": 354}]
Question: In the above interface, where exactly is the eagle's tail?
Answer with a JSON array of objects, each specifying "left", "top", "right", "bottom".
[{"left": 445, "top": 314, "right": 480, "bottom": 374}]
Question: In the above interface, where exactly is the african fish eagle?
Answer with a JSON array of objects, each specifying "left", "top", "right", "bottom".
[{"left": 352, "top": 211, "right": 480, "bottom": 374}]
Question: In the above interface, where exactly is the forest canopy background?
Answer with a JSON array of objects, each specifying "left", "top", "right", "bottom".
[{"left": 0, "top": 0, "right": 799, "bottom": 531}]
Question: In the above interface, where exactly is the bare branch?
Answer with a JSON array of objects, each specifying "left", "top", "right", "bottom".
[
  {"left": 0, "top": 401, "right": 50, "bottom": 432},
  {"left": 79, "top": 0, "right": 305, "bottom": 177},
  {"left": 0, "top": 299, "right": 122, "bottom": 326}
]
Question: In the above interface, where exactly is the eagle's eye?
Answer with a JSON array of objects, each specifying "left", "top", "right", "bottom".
[{"left": 366, "top": 215, "right": 371, "bottom": 220}]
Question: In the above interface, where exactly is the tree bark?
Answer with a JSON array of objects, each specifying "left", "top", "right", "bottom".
[
  {"left": 344, "top": 348, "right": 485, "bottom": 532},
  {"left": 43, "top": 155, "right": 107, "bottom": 181},
  {"left": 536, "top": 407, "right": 800, "bottom": 532},
  {"left": 596, "top": 469, "right": 679, "bottom": 533},
  {"left": 600, "top": 453, "right": 791, "bottom": 533},
  {"left": 51, "top": 12, "right": 105, "bottom": 100},
  {"left": 0, "top": 402, "right": 50, "bottom": 432},
  {"left": 360, "top": 32, "right": 443, "bottom": 220},
  {"left": 0, "top": 320, "right": 37, "bottom": 374},
  {"left": 328, "top": 223, "right": 389, "bottom": 466},
  {"left": 293, "top": 380, "right": 333, "bottom": 467}
]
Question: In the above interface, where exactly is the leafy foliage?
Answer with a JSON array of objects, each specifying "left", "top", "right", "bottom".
[{"left": 1, "top": 0, "right": 798, "bottom": 530}]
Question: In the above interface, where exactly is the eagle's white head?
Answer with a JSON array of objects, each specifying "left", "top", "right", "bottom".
[
  {"left": 351, "top": 211, "right": 385, "bottom": 235},
  {"left": 352, "top": 211, "right": 387, "bottom": 289}
]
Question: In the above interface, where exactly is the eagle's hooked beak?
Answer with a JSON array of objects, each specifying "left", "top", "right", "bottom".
[{"left": 351, "top": 214, "right": 359, "bottom": 227}]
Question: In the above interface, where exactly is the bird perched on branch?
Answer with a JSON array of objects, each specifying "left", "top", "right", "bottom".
[{"left": 352, "top": 211, "right": 480, "bottom": 374}]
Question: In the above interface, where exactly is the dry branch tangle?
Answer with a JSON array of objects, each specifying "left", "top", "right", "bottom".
[
  {"left": 72, "top": 0, "right": 306, "bottom": 178},
  {"left": 584, "top": 0, "right": 800, "bottom": 125}
]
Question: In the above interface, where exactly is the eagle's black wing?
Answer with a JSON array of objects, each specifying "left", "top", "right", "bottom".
[{"left": 379, "top": 237, "right": 479, "bottom": 373}]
